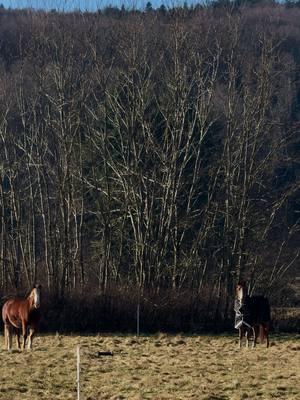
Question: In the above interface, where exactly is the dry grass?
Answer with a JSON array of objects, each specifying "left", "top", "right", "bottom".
[{"left": 0, "top": 333, "right": 299, "bottom": 399}]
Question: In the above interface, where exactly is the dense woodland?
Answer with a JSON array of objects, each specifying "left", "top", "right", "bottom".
[{"left": 0, "top": 1, "right": 299, "bottom": 332}]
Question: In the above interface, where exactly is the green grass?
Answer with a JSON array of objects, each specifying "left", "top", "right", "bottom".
[{"left": 0, "top": 333, "right": 299, "bottom": 399}]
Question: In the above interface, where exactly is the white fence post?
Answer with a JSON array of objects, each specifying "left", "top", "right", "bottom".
[
  {"left": 77, "top": 345, "right": 80, "bottom": 400},
  {"left": 137, "top": 303, "right": 140, "bottom": 336}
]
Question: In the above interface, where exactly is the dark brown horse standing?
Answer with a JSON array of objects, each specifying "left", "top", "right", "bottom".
[
  {"left": 234, "top": 282, "right": 271, "bottom": 348},
  {"left": 2, "top": 284, "right": 41, "bottom": 350}
]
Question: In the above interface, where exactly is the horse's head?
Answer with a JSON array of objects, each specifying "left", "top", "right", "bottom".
[
  {"left": 236, "top": 282, "right": 247, "bottom": 306},
  {"left": 30, "top": 284, "right": 42, "bottom": 309}
]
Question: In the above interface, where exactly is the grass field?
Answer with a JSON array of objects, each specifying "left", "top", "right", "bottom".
[{"left": 0, "top": 333, "right": 299, "bottom": 400}]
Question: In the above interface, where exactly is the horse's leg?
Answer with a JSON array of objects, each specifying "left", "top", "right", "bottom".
[
  {"left": 21, "top": 321, "right": 28, "bottom": 350},
  {"left": 16, "top": 330, "right": 21, "bottom": 350},
  {"left": 3, "top": 324, "right": 8, "bottom": 350},
  {"left": 264, "top": 323, "right": 270, "bottom": 348},
  {"left": 7, "top": 325, "right": 12, "bottom": 351},
  {"left": 238, "top": 327, "right": 243, "bottom": 348},
  {"left": 28, "top": 327, "right": 35, "bottom": 350},
  {"left": 3, "top": 325, "right": 7, "bottom": 349},
  {"left": 245, "top": 329, "right": 250, "bottom": 348}
]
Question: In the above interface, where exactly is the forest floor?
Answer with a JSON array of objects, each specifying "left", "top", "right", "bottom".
[{"left": 0, "top": 333, "right": 299, "bottom": 399}]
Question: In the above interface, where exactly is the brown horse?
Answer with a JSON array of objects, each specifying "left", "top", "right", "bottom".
[
  {"left": 2, "top": 284, "right": 41, "bottom": 350},
  {"left": 234, "top": 282, "right": 270, "bottom": 348}
]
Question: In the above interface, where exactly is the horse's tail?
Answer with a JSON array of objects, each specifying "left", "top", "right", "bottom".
[{"left": 1, "top": 295, "right": 13, "bottom": 305}]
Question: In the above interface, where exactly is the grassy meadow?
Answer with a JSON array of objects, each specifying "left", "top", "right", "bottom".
[{"left": 0, "top": 333, "right": 299, "bottom": 400}]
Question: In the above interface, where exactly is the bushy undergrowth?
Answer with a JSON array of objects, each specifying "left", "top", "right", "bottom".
[{"left": 13, "top": 288, "right": 298, "bottom": 333}]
